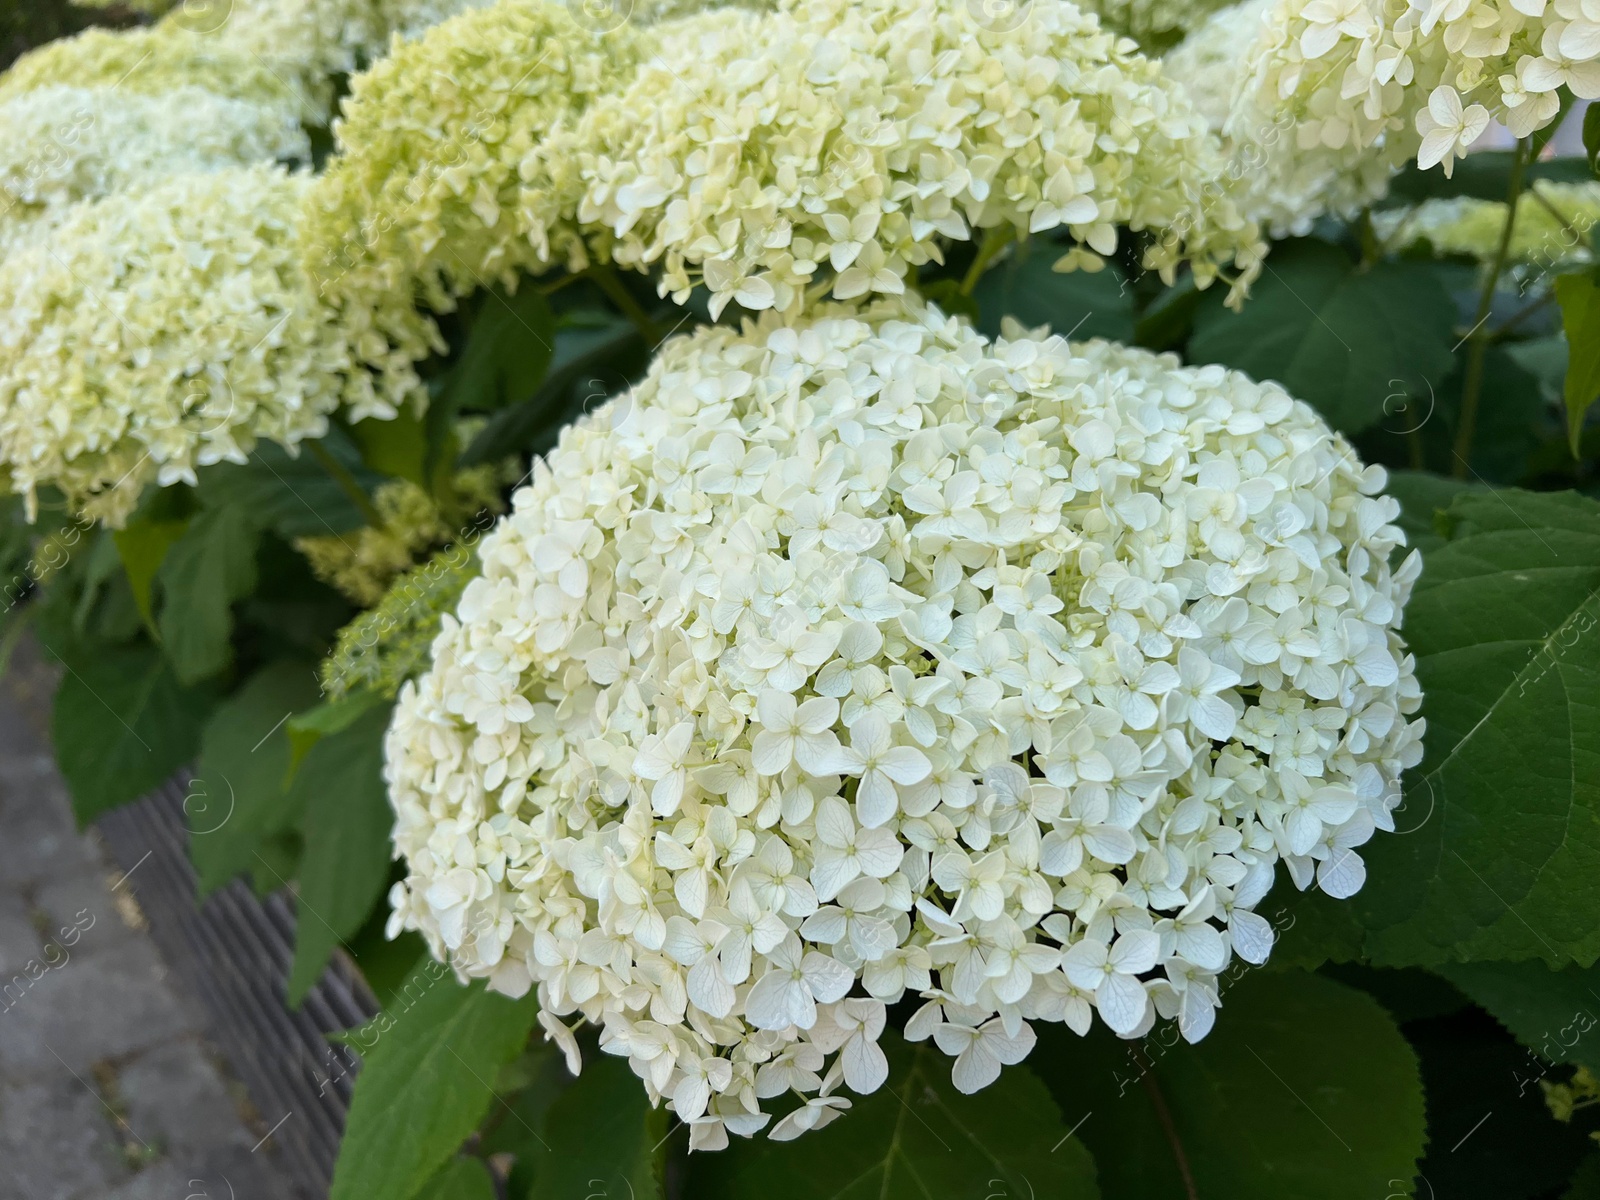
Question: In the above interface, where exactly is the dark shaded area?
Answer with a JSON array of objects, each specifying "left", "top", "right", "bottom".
[{"left": 1, "top": 0, "right": 143, "bottom": 72}]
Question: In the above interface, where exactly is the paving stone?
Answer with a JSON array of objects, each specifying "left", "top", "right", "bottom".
[
  {"left": 0, "top": 1075, "right": 132, "bottom": 1200},
  {"left": 118, "top": 1040, "right": 260, "bottom": 1161},
  {"left": 0, "top": 935, "right": 190, "bottom": 1076}
]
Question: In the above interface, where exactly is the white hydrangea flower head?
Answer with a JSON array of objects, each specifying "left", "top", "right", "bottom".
[
  {"left": 385, "top": 295, "right": 1424, "bottom": 1146},
  {"left": 557, "top": 0, "right": 1265, "bottom": 320},
  {"left": 1163, "top": 0, "right": 1407, "bottom": 235},
  {"left": 1245, "top": 0, "right": 1600, "bottom": 178},
  {"left": 152, "top": 0, "right": 500, "bottom": 117},
  {"left": 302, "top": 0, "right": 646, "bottom": 398},
  {"left": 0, "top": 166, "right": 391, "bottom": 526},
  {"left": 0, "top": 26, "right": 316, "bottom": 123},
  {"left": 0, "top": 85, "right": 308, "bottom": 231}
]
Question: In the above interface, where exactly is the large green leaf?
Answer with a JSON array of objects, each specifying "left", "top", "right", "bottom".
[
  {"left": 50, "top": 643, "right": 215, "bottom": 824},
  {"left": 112, "top": 516, "right": 188, "bottom": 634},
  {"left": 1556, "top": 271, "right": 1600, "bottom": 455},
  {"left": 461, "top": 311, "right": 643, "bottom": 466},
  {"left": 416, "top": 1158, "right": 495, "bottom": 1200},
  {"left": 1440, "top": 960, "right": 1600, "bottom": 1075},
  {"left": 695, "top": 1031, "right": 1099, "bottom": 1200},
  {"left": 286, "top": 702, "right": 395, "bottom": 1004},
  {"left": 195, "top": 434, "right": 383, "bottom": 539},
  {"left": 155, "top": 505, "right": 260, "bottom": 684},
  {"left": 1189, "top": 239, "right": 1457, "bottom": 435},
  {"left": 527, "top": 1052, "right": 661, "bottom": 1200},
  {"left": 445, "top": 286, "right": 557, "bottom": 414},
  {"left": 1039, "top": 971, "right": 1425, "bottom": 1200},
  {"left": 187, "top": 661, "right": 323, "bottom": 896},
  {"left": 1358, "top": 489, "right": 1600, "bottom": 965},
  {"left": 330, "top": 966, "right": 539, "bottom": 1200},
  {"left": 972, "top": 238, "right": 1134, "bottom": 343}
]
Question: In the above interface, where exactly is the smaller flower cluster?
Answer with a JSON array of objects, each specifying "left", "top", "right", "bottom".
[
  {"left": 301, "top": 0, "right": 644, "bottom": 400},
  {"left": 0, "top": 85, "right": 308, "bottom": 235},
  {"left": 321, "top": 543, "right": 483, "bottom": 701},
  {"left": 558, "top": 0, "right": 1263, "bottom": 318},
  {"left": 1247, "top": 0, "right": 1600, "bottom": 181},
  {"left": 0, "top": 166, "right": 386, "bottom": 525},
  {"left": 1375, "top": 181, "right": 1600, "bottom": 267},
  {"left": 1163, "top": 0, "right": 1406, "bottom": 235},
  {"left": 297, "top": 463, "right": 510, "bottom": 605},
  {"left": 0, "top": 26, "right": 312, "bottom": 122}
]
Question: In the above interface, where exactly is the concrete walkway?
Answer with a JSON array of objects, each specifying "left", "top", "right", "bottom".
[{"left": 0, "top": 654, "right": 291, "bottom": 1200}]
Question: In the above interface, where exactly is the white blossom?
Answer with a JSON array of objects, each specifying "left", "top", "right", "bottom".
[{"left": 385, "top": 295, "right": 1424, "bottom": 1144}]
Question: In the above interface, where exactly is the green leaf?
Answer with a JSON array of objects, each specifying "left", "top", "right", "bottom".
[
  {"left": 284, "top": 691, "right": 386, "bottom": 783},
  {"left": 1406, "top": 1006, "right": 1592, "bottom": 1199},
  {"left": 50, "top": 643, "right": 215, "bottom": 824},
  {"left": 330, "top": 966, "right": 538, "bottom": 1200},
  {"left": 447, "top": 286, "right": 557, "bottom": 414},
  {"left": 416, "top": 1158, "right": 495, "bottom": 1200},
  {"left": 1584, "top": 106, "right": 1600, "bottom": 179},
  {"left": 1189, "top": 239, "right": 1457, "bottom": 435},
  {"left": 460, "top": 312, "right": 642, "bottom": 467},
  {"left": 1358, "top": 488, "right": 1600, "bottom": 965},
  {"left": 694, "top": 1031, "right": 1099, "bottom": 1200},
  {"left": 188, "top": 660, "right": 323, "bottom": 896},
  {"left": 973, "top": 237, "right": 1134, "bottom": 343},
  {"left": 1041, "top": 971, "right": 1425, "bottom": 1200},
  {"left": 155, "top": 505, "right": 260, "bottom": 685},
  {"left": 286, "top": 702, "right": 395, "bottom": 1005},
  {"left": 112, "top": 517, "right": 189, "bottom": 634},
  {"left": 1387, "top": 150, "right": 1592, "bottom": 203},
  {"left": 1382, "top": 469, "right": 1482, "bottom": 558},
  {"left": 1568, "top": 1154, "right": 1600, "bottom": 1198},
  {"left": 351, "top": 404, "right": 430, "bottom": 490},
  {"left": 196, "top": 434, "right": 383, "bottom": 539},
  {"left": 1439, "top": 960, "right": 1600, "bottom": 1074},
  {"left": 1556, "top": 271, "right": 1600, "bottom": 455},
  {"left": 527, "top": 1052, "right": 662, "bottom": 1200}
]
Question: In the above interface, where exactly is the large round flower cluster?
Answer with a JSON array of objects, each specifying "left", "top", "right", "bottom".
[
  {"left": 559, "top": 0, "right": 1264, "bottom": 318},
  {"left": 384, "top": 296, "right": 1423, "bottom": 1146},
  {"left": 1163, "top": 0, "right": 1406, "bottom": 235},
  {"left": 301, "top": 0, "right": 644, "bottom": 395},
  {"left": 0, "top": 166, "right": 388, "bottom": 525},
  {"left": 1247, "top": 0, "right": 1600, "bottom": 179},
  {"left": 0, "top": 85, "right": 308, "bottom": 228}
]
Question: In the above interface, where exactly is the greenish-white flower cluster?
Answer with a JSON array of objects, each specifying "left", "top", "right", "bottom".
[
  {"left": 560, "top": 0, "right": 1265, "bottom": 318},
  {"left": 1376, "top": 181, "right": 1600, "bottom": 266},
  {"left": 0, "top": 85, "right": 308, "bottom": 232},
  {"left": 0, "top": 167, "right": 387, "bottom": 525},
  {"left": 385, "top": 296, "right": 1422, "bottom": 1145},
  {"left": 1162, "top": 0, "right": 1405, "bottom": 235},
  {"left": 1247, "top": 0, "right": 1600, "bottom": 181},
  {"left": 301, "top": 0, "right": 645, "bottom": 399}
]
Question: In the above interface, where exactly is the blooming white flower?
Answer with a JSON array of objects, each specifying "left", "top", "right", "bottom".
[
  {"left": 385, "top": 296, "right": 1423, "bottom": 1144},
  {"left": 0, "top": 167, "right": 390, "bottom": 525},
  {"left": 1415, "top": 86, "right": 1491, "bottom": 176},
  {"left": 559, "top": 0, "right": 1264, "bottom": 314}
]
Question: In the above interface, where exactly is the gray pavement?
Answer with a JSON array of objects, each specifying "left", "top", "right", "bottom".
[{"left": 0, "top": 652, "right": 291, "bottom": 1200}]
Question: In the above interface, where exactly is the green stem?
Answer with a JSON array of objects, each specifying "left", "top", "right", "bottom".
[
  {"left": 1453, "top": 138, "right": 1531, "bottom": 478},
  {"left": 587, "top": 263, "right": 666, "bottom": 346},
  {"left": 960, "top": 226, "right": 1016, "bottom": 296},
  {"left": 307, "top": 440, "right": 386, "bottom": 530},
  {"left": 1133, "top": 1045, "right": 1200, "bottom": 1200}
]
